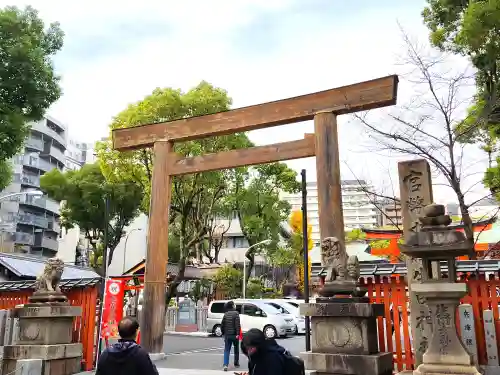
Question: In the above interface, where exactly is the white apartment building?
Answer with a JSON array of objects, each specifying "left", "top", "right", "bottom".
[
  {"left": 281, "top": 180, "right": 378, "bottom": 244},
  {"left": 0, "top": 116, "right": 67, "bottom": 257},
  {"left": 56, "top": 139, "right": 147, "bottom": 272},
  {"left": 64, "top": 139, "right": 95, "bottom": 171},
  {"left": 56, "top": 139, "right": 97, "bottom": 266}
]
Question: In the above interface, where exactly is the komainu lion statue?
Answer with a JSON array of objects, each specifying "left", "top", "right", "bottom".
[
  {"left": 320, "top": 237, "right": 360, "bottom": 283},
  {"left": 34, "top": 257, "right": 65, "bottom": 294}
]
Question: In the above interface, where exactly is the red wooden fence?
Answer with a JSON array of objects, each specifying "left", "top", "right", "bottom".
[
  {"left": 0, "top": 286, "right": 99, "bottom": 371},
  {"left": 360, "top": 274, "right": 500, "bottom": 372}
]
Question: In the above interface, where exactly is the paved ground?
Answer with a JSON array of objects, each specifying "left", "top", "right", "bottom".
[
  {"left": 157, "top": 334, "right": 306, "bottom": 371},
  {"left": 79, "top": 334, "right": 307, "bottom": 374}
]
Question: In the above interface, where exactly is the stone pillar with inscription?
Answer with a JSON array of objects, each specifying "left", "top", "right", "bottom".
[
  {"left": 398, "top": 159, "right": 434, "bottom": 366},
  {"left": 2, "top": 258, "right": 82, "bottom": 375},
  {"left": 300, "top": 237, "right": 393, "bottom": 375},
  {"left": 398, "top": 204, "right": 480, "bottom": 375}
]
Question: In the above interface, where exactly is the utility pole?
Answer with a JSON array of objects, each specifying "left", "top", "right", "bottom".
[
  {"left": 301, "top": 169, "right": 311, "bottom": 351},
  {"left": 96, "top": 193, "right": 110, "bottom": 359}
]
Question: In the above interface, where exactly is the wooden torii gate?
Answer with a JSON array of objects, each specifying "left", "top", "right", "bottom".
[{"left": 112, "top": 75, "right": 399, "bottom": 354}]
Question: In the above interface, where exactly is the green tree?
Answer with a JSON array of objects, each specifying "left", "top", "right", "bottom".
[
  {"left": 213, "top": 264, "right": 242, "bottom": 298},
  {"left": 422, "top": 0, "right": 500, "bottom": 143},
  {"left": 246, "top": 278, "right": 264, "bottom": 298},
  {"left": 0, "top": 6, "right": 64, "bottom": 189},
  {"left": 188, "top": 278, "right": 212, "bottom": 302},
  {"left": 422, "top": 1, "right": 500, "bottom": 207},
  {"left": 96, "top": 82, "right": 252, "bottom": 303},
  {"left": 39, "top": 163, "right": 142, "bottom": 273},
  {"left": 233, "top": 163, "right": 300, "bottom": 285},
  {"left": 345, "top": 228, "right": 366, "bottom": 242}
]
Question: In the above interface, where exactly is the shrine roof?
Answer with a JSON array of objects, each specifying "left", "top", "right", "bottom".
[
  {"left": 0, "top": 277, "right": 100, "bottom": 291},
  {"left": 310, "top": 259, "right": 500, "bottom": 277},
  {"left": 361, "top": 217, "right": 496, "bottom": 236},
  {"left": 0, "top": 252, "right": 100, "bottom": 280}
]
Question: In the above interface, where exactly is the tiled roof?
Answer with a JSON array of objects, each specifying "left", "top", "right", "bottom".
[{"left": 0, "top": 253, "right": 100, "bottom": 279}]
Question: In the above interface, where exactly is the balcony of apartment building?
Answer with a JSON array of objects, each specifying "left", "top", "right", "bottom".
[
  {"left": 16, "top": 154, "right": 55, "bottom": 173},
  {"left": 344, "top": 215, "right": 378, "bottom": 227},
  {"left": 14, "top": 212, "right": 49, "bottom": 229},
  {"left": 7, "top": 232, "right": 34, "bottom": 246},
  {"left": 30, "top": 118, "right": 67, "bottom": 150},
  {"left": 33, "top": 236, "right": 59, "bottom": 254},
  {"left": 25, "top": 136, "right": 44, "bottom": 152},
  {"left": 18, "top": 194, "right": 60, "bottom": 216},
  {"left": 40, "top": 142, "right": 66, "bottom": 166},
  {"left": 12, "top": 172, "right": 40, "bottom": 189}
]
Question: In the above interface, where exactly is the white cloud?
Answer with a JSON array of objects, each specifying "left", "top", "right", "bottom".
[{"left": 2, "top": 0, "right": 491, "bottom": 205}]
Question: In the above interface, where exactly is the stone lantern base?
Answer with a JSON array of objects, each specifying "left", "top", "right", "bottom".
[
  {"left": 300, "top": 299, "right": 393, "bottom": 375},
  {"left": 413, "top": 363, "right": 481, "bottom": 375},
  {"left": 2, "top": 303, "right": 83, "bottom": 375},
  {"left": 398, "top": 284, "right": 480, "bottom": 375}
]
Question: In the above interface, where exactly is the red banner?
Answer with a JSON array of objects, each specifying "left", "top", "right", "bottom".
[{"left": 101, "top": 279, "right": 124, "bottom": 339}]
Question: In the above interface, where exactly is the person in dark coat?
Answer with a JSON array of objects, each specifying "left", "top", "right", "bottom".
[
  {"left": 221, "top": 301, "right": 241, "bottom": 371},
  {"left": 241, "top": 328, "right": 285, "bottom": 375},
  {"left": 96, "top": 317, "right": 159, "bottom": 375}
]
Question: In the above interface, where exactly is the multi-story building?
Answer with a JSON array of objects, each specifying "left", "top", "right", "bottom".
[
  {"left": 56, "top": 139, "right": 95, "bottom": 265},
  {"left": 378, "top": 199, "right": 402, "bottom": 227},
  {"left": 0, "top": 116, "right": 66, "bottom": 256},
  {"left": 281, "top": 180, "right": 378, "bottom": 244},
  {"left": 64, "top": 139, "right": 95, "bottom": 171}
]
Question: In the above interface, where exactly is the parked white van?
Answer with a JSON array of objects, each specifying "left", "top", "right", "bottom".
[
  {"left": 262, "top": 300, "right": 306, "bottom": 334},
  {"left": 206, "top": 299, "right": 295, "bottom": 339}
]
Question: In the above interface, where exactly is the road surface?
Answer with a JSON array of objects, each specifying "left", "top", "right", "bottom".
[{"left": 158, "top": 334, "right": 306, "bottom": 371}]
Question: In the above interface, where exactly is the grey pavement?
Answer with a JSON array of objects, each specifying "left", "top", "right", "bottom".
[
  {"left": 157, "top": 335, "right": 305, "bottom": 371},
  {"left": 78, "top": 370, "right": 229, "bottom": 375},
  {"left": 80, "top": 334, "right": 306, "bottom": 374}
]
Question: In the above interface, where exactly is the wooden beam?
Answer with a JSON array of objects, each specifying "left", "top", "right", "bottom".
[
  {"left": 141, "top": 140, "right": 172, "bottom": 354},
  {"left": 168, "top": 136, "right": 316, "bottom": 176},
  {"left": 113, "top": 75, "right": 398, "bottom": 151},
  {"left": 314, "top": 112, "right": 345, "bottom": 250}
]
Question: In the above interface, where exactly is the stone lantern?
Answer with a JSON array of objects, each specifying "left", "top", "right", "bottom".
[{"left": 398, "top": 204, "right": 480, "bottom": 375}]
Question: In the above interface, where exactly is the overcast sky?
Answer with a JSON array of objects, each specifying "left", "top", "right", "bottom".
[{"left": 3, "top": 0, "right": 492, "bottom": 207}]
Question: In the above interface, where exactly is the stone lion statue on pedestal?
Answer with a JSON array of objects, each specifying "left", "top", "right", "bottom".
[
  {"left": 320, "top": 236, "right": 360, "bottom": 283},
  {"left": 34, "top": 258, "right": 65, "bottom": 294}
]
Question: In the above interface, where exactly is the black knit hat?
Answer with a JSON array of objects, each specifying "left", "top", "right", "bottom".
[
  {"left": 242, "top": 328, "right": 266, "bottom": 348},
  {"left": 225, "top": 301, "right": 235, "bottom": 311}
]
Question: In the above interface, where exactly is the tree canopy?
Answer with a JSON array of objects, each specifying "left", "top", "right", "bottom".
[
  {"left": 96, "top": 82, "right": 250, "bottom": 302},
  {"left": 97, "top": 81, "right": 300, "bottom": 302},
  {"left": 40, "top": 163, "right": 142, "bottom": 272},
  {"left": 234, "top": 163, "right": 300, "bottom": 284},
  {"left": 0, "top": 5, "right": 64, "bottom": 189},
  {"left": 422, "top": 0, "right": 500, "bottom": 210}
]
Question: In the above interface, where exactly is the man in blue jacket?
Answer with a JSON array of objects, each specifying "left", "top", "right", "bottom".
[{"left": 96, "top": 317, "right": 159, "bottom": 375}]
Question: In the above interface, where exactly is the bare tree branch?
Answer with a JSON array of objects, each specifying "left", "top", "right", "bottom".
[
  {"left": 343, "top": 162, "right": 402, "bottom": 230},
  {"left": 353, "top": 28, "right": 492, "bottom": 248}
]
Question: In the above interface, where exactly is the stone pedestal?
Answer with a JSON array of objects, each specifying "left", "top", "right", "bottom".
[
  {"left": 409, "top": 284, "right": 480, "bottom": 375},
  {"left": 2, "top": 302, "right": 82, "bottom": 375},
  {"left": 300, "top": 299, "right": 393, "bottom": 375}
]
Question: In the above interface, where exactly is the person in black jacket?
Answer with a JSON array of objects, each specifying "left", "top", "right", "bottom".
[
  {"left": 241, "top": 328, "right": 285, "bottom": 375},
  {"left": 221, "top": 301, "right": 241, "bottom": 371},
  {"left": 96, "top": 317, "right": 159, "bottom": 375}
]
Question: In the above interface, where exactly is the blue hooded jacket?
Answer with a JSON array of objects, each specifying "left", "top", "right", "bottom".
[{"left": 96, "top": 340, "right": 159, "bottom": 375}]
